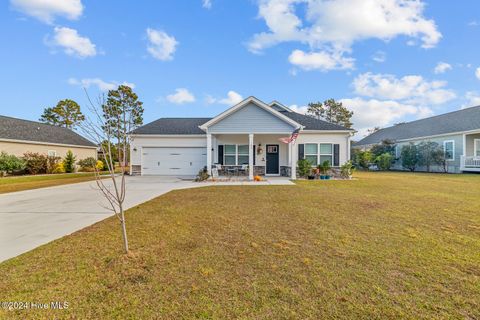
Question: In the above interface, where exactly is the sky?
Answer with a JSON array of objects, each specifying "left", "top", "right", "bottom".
[{"left": 1, "top": 0, "right": 480, "bottom": 137}]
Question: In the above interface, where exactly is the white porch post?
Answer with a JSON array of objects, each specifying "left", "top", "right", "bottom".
[
  {"left": 291, "top": 143, "right": 297, "bottom": 180},
  {"left": 347, "top": 135, "right": 351, "bottom": 162},
  {"left": 207, "top": 133, "right": 212, "bottom": 176},
  {"left": 249, "top": 133, "right": 254, "bottom": 180}
]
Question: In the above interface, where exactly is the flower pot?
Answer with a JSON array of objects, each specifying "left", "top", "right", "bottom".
[
  {"left": 320, "top": 175, "right": 326, "bottom": 180},
  {"left": 307, "top": 175, "right": 315, "bottom": 180},
  {"left": 325, "top": 175, "right": 331, "bottom": 180}
]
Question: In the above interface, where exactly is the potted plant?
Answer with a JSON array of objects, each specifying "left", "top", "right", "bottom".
[
  {"left": 319, "top": 160, "right": 331, "bottom": 180},
  {"left": 307, "top": 167, "right": 315, "bottom": 180}
]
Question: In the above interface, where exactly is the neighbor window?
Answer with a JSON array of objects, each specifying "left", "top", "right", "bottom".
[
  {"left": 224, "top": 144, "right": 249, "bottom": 165},
  {"left": 305, "top": 143, "right": 318, "bottom": 166},
  {"left": 319, "top": 143, "right": 333, "bottom": 165},
  {"left": 444, "top": 140, "right": 454, "bottom": 160},
  {"left": 475, "top": 139, "right": 480, "bottom": 157}
]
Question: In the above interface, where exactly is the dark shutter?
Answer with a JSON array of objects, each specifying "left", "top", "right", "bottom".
[
  {"left": 253, "top": 145, "right": 256, "bottom": 165},
  {"left": 218, "top": 145, "right": 224, "bottom": 165},
  {"left": 298, "top": 144, "right": 304, "bottom": 160},
  {"left": 333, "top": 144, "right": 340, "bottom": 166}
]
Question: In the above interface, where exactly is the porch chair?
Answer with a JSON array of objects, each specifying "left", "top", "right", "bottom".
[
  {"left": 225, "top": 166, "right": 237, "bottom": 176},
  {"left": 214, "top": 163, "right": 223, "bottom": 175},
  {"left": 238, "top": 164, "right": 248, "bottom": 176}
]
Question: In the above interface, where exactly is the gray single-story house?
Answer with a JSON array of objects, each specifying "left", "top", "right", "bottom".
[
  {"left": 130, "top": 96, "right": 354, "bottom": 179},
  {"left": 355, "top": 105, "right": 480, "bottom": 173},
  {"left": 0, "top": 115, "right": 97, "bottom": 160}
]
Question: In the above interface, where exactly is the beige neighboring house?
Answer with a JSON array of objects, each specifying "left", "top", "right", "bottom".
[{"left": 0, "top": 115, "right": 97, "bottom": 160}]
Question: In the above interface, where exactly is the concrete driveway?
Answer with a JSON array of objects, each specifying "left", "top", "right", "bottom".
[{"left": 0, "top": 176, "right": 199, "bottom": 263}]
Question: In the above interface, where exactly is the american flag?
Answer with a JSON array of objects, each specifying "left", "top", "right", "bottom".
[{"left": 279, "top": 128, "right": 300, "bottom": 144}]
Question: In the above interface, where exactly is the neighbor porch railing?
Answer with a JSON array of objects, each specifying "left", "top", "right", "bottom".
[{"left": 460, "top": 156, "right": 480, "bottom": 170}]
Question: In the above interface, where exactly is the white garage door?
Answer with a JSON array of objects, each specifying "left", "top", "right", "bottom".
[{"left": 142, "top": 147, "right": 207, "bottom": 175}]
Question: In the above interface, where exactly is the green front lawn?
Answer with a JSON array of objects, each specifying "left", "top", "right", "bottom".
[
  {"left": 1, "top": 172, "right": 479, "bottom": 319},
  {"left": 0, "top": 173, "right": 102, "bottom": 194}
]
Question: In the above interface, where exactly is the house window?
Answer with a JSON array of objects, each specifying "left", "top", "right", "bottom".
[
  {"left": 224, "top": 145, "right": 236, "bottom": 165},
  {"left": 237, "top": 145, "right": 249, "bottom": 165},
  {"left": 224, "top": 144, "right": 249, "bottom": 165},
  {"left": 47, "top": 150, "right": 57, "bottom": 157},
  {"left": 305, "top": 144, "right": 318, "bottom": 166},
  {"left": 319, "top": 143, "right": 333, "bottom": 165},
  {"left": 304, "top": 143, "right": 334, "bottom": 166},
  {"left": 444, "top": 140, "right": 454, "bottom": 160},
  {"left": 475, "top": 139, "right": 480, "bottom": 157},
  {"left": 267, "top": 145, "right": 278, "bottom": 153}
]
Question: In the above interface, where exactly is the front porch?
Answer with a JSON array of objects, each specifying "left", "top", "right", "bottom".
[
  {"left": 206, "top": 133, "right": 297, "bottom": 180},
  {"left": 461, "top": 133, "right": 480, "bottom": 172}
]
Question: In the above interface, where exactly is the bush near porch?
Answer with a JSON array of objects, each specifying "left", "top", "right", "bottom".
[{"left": 0, "top": 171, "right": 479, "bottom": 319}]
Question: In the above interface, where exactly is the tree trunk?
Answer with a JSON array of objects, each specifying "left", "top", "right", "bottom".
[{"left": 119, "top": 207, "right": 129, "bottom": 254}]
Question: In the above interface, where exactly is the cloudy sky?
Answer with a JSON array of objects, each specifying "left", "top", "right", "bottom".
[{"left": 1, "top": 0, "right": 480, "bottom": 136}]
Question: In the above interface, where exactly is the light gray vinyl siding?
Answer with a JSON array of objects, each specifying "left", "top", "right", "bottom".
[
  {"left": 208, "top": 102, "right": 295, "bottom": 133},
  {"left": 392, "top": 134, "right": 464, "bottom": 173}
]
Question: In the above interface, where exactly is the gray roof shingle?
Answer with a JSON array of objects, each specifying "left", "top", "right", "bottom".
[
  {"left": 355, "top": 105, "right": 480, "bottom": 146},
  {"left": 0, "top": 115, "right": 96, "bottom": 147},
  {"left": 132, "top": 112, "right": 351, "bottom": 135},
  {"left": 131, "top": 118, "right": 212, "bottom": 135},
  {"left": 279, "top": 111, "right": 351, "bottom": 131}
]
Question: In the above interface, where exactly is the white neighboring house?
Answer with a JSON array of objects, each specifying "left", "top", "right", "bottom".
[{"left": 130, "top": 96, "right": 354, "bottom": 179}]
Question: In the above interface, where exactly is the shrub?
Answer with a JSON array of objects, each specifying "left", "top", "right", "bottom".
[
  {"left": 401, "top": 143, "right": 419, "bottom": 172},
  {"left": 64, "top": 150, "right": 77, "bottom": 173},
  {"left": 340, "top": 161, "right": 355, "bottom": 179},
  {"left": 96, "top": 160, "right": 104, "bottom": 171},
  {"left": 52, "top": 161, "right": 65, "bottom": 174},
  {"left": 375, "top": 153, "right": 394, "bottom": 171},
  {"left": 78, "top": 157, "right": 97, "bottom": 172},
  {"left": 297, "top": 158, "right": 312, "bottom": 178},
  {"left": 0, "top": 152, "right": 25, "bottom": 173},
  {"left": 417, "top": 141, "right": 442, "bottom": 172},
  {"left": 354, "top": 150, "right": 372, "bottom": 170},
  {"left": 370, "top": 139, "right": 396, "bottom": 158},
  {"left": 432, "top": 147, "right": 448, "bottom": 173},
  {"left": 23, "top": 152, "right": 47, "bottom": 175},
  {"left": 195, "top": 167, "right": 209, "bottom": 181},
  {"left": 46, "top": 156, "right": 62, "bottom": 174}
]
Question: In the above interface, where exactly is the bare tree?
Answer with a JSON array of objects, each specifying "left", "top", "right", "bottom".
[{"left": 80, "top": 87, "right": 143, "bottom": 254}]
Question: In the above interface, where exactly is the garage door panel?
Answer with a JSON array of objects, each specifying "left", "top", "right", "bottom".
[{"left": 142, "top": 147, "right": 206, "bottom": 175}]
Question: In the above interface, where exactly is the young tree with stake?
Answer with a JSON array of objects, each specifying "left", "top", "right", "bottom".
[{"left": 81, "top": 85, "right": 143, "bottom": 254}]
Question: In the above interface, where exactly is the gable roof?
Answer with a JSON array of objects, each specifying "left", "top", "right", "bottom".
[
  {"left": 131, "top": 118, "right": 211, "bottom": 135},
  {"left": 355, "top": 105, "right": 480, "bottom": 146},
  {"left": 0, "top": 115, "right": 96, "bottom": 147},
  {"left": 199, "top": 96, "right": 302, "bottom": 130},
  {"left": 131, "top": 97, "right": 353, "bottom": 135}
]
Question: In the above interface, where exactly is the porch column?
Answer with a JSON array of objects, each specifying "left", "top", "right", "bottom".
[
  {"left": 249, "top": 133, "right": 254, "bottom": 180},
  {"left": 206, "top": 133, "right": 212, "bottom": 176},
  {"left": 291, "top": 143, "right": 297, "bottom": 180}
]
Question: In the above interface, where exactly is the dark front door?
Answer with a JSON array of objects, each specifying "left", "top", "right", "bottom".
[{"left": 266, "top": 144, "right": 279, "bottom": 175}]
